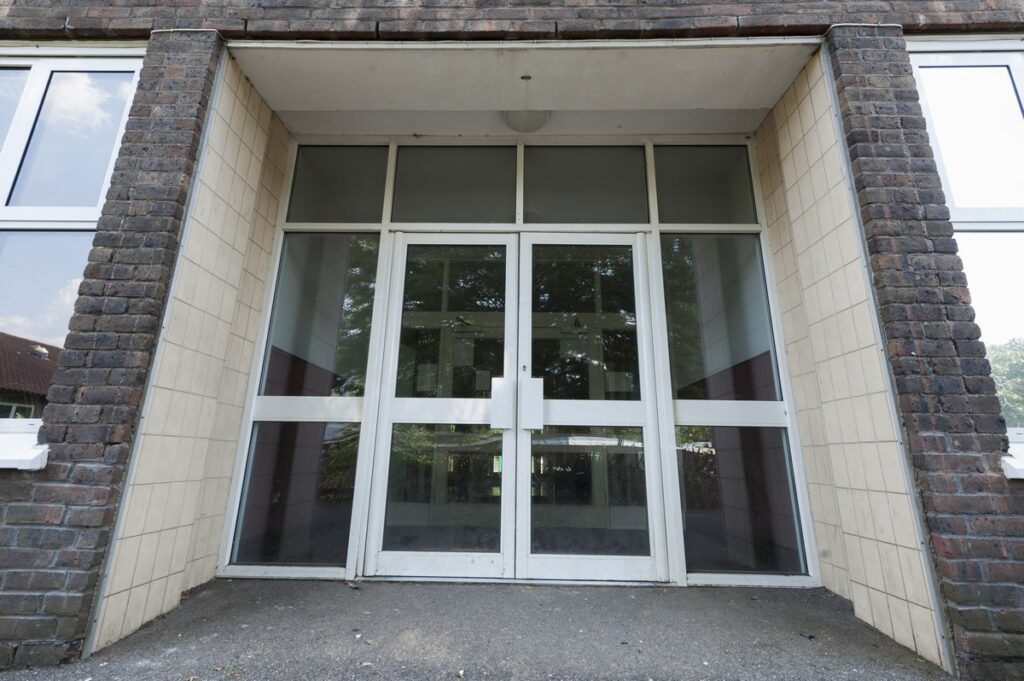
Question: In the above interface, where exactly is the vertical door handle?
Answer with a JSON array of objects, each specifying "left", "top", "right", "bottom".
[
  {"left": 490, "top": 377, "right": 514, "bottom": 430},
  {"left": 519, "top": 377, "right": 544, "bottom": 431}
]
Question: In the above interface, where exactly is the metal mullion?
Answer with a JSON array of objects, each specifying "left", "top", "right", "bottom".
[
  {"left": 0, "top": 62, "right": 50, "bottom": 204},
  {"left": 515, "top": 141, "right": 524, "bottom": 225}
]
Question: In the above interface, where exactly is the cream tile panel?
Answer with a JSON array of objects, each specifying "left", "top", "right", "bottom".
[
  {"left": 754, "top": 51, "right": 944, "bottom": 667},
  {"left": 92, "top": 56, "right": 289, "bottom": 651}
]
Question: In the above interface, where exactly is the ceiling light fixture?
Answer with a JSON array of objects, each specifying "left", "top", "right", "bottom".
[{"left": 501, "top": 110, "right": 551, "bottom": 133}]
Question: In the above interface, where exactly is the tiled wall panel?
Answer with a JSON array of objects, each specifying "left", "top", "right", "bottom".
[
  {"left": 90, "top": 57, "right": 288, "bottom": 650},
  {"left": 755, "top": 52, "right": 945, "bottom": 667}
]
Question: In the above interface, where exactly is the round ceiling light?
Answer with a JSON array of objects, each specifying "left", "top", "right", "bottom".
[{"left": 501, "top": 110, "right": 551, "bottom": 133}]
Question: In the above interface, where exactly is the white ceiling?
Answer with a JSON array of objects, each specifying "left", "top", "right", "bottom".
[{"left": 229, "top": 39, "right": 820, "bottom": 136}]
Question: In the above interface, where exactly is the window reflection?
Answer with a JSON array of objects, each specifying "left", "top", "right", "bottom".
[
  {"left": 0, "top": 69, "right": 29, "bottom": 149},
  {"left": 287, "top": 146, "right": 388, "bottom": 223},
  {"left": 261, "top": 233, "right": 380, "bottom": 397},
  {"left": 661, "top": 234, "right": 779, "bottom": 400},
  {"left": 677, "top": 426, "right": 804, "bottom": 574},
  {"left": 234, "top": 422, "right": 359, "bottom": 566},
  {"left": 0, "top": 231, "right": 92, "bottom": 418},
  {"left": 532, "top": 245, "right": 641, "bottom": 400},
  {"left": 396, "top": 245, "right": 506, "bottom": 398},
  {"left": 383, "top": 424, "right": 503, "bottom": 552},
  {"left": 8, "top": 71, "right": 134, "bottom": 207},
  {"left": 531, "top": 426, "right": 649, "bottom": 556}
]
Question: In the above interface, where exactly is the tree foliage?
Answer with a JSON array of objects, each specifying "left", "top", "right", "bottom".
[{"left": 987, "top": 338, "right": 1024, "bottom": 427}]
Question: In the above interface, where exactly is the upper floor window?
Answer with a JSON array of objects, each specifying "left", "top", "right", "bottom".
[
  {"left": 0, "top": 51, "right": 141, "bottom": 434},
  {"left": 912, "top": 45, "right": 1024, "bottom": 471}
]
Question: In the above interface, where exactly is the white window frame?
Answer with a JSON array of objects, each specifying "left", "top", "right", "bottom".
[
  {"left": 909, "top": 37, "right": 1024, "bottom": 479},
  {"left": 0, "top": 55, "right": 142, "bottom": 227},
  {"left": 218, "top": 135, "right": 819, "bottom": 589},
  {"left": 0, "top": 46, "right": 143, "bottom": 452}
]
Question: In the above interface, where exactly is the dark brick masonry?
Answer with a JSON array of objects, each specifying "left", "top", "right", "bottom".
[
  {"left": 0, "top": 31, "right": 222, "bottom": 668},
  {"left": 0, "top": 1, "right": 1022, "bottom": 40},
  {"left": 827, "top": 25, "right": 1024, "bottom": 681}
]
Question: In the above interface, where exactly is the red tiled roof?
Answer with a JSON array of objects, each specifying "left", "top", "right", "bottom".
[{"left": 0, "top": 332, "right": 61, "bottom": 397}]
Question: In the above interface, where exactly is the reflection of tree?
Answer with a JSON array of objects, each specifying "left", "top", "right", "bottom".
[
  {"left": 333, "top": 237, "right": 380, "bottom": 396},
  {"left": 988, "top": 338, "right": 1024, "bottom": 426},
  {"left": 676, "top": 426, "right": 720, "bottom": 510},
  {"left": 318, "top": 424, "right": 360, "bottom": 503},
  {"left": 661, "top": 237, "right": 706, "bottom": 399}
]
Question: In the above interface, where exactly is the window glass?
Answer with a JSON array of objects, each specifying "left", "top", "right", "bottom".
[
  {"left": 531, "top": 426, "right": 649, "bottom": 556},
  {"left": 660, "top": 233, "right": 779, "bottom": 400},
  {"left": 392, "top": 146, "right": 516, "bottom": 223},
  {"left": 287, "top": 146, "right": 388, "bottom": 223},
  {"left": 524, "top": 146, "right": 648, "bottom": 223},
  {"left": 383, "top": 424, "right": 503, "bottom": 552},
  {"left": 234, "top": 422, "right": 359, "bottom": 566},
  {"left": 0, "top": 231, "right": 92, "bottom": 418},
  {"left": 261, "top": 233, "right": 380, "bottom": 397},
  {"left": 0, "top": 69, "right": 29, "bottom": 148},
  {"left": 532, "top": 244, "right": 641, "bottom": 400},
  {"left": 918, "top": 66, "right": 1024, "bottom": 209},
  {"left": 655, "top": 146, "right": 757, "bottom": 223},
  {"left": 396, "top": 245, "right": 506, "bottom": 398},
  {"left": 956, "top": 232, "right": 1024, "bottom": 430},
  {"left": 676, "top": 426, "right": 804, "bottom": 573},
  {"left": 8, "top": 71, "right": 134, "bottom": 207}
]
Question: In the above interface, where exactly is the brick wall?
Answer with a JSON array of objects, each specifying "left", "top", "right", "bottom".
[
  {"left": 0, "top": 30, "right": 222, "bottom": 668},
  {"left": 826, "top": 25, "right": 1024, "bottom": 680},
  {"left": 0, "top": 1, "right": 1022, "bottom": 40}
]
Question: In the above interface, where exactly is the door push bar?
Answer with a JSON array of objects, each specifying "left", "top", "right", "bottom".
[{"left": 490, "top": 375, "right": 544, "bottom": 431}]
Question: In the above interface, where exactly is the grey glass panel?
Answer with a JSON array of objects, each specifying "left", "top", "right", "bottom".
[
  {"left": 532, "top": 244, "right": 640, "bottom": 400},
  {"left": 655, "top": 146, "right": 757, "bottom": 223},
  {"left": 0, "top": 231, "right": 91, "bottom": 418},
  {"left": 287, "top": 146, "right": 388, "bottom": 222},
  {"left": 397, "top": 245, "right": 505, "bottom": 398},
  {"left": 524, "top": 146, "right": 648, "bottom": 223},
  {"left": 955, "top": 232, "right": 1024, "bottom": 431},
  {"left": 0, "top": 69, "right": 29, "bottom": 148},
  {"left": 9, "top": 71, "right": 134, "bottom": 207},
  {"left": 261, "top": 233, "right": 380, "bottom": 397},
  {"left": 234, "top": 422, "right": 358, "bottom": 566},
  {"left": 383, "top": 424, "right": 503, "bottom": 552},
  {"left": 531, "top": 426, "right": 649, "bottom": 556},
  {"left": 677, "top": 426, "right": 804, "bottom": 574},
  {"left": 392, "top": 146, "right": 516, "bottom": 223},
  {"left": 660, "top": 234, "right": 779, "bottom": 401}
]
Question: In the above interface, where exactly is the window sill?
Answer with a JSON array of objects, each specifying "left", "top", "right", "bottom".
[{"left": 0, "top": 419, "right": 48, "bottom": 470}]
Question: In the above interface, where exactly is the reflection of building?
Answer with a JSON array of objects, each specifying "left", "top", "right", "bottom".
[{"left": 0, "top": 332, "right": 59, "bottom": 419}]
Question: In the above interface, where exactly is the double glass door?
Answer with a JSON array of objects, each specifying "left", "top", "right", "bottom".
[{"left": 364, "top": 232, "right": 665, "bottom": 581}]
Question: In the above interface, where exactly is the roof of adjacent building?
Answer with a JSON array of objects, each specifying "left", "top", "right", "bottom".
[{"left": 0, "top": 332, "right": 61, "bottom": 397}]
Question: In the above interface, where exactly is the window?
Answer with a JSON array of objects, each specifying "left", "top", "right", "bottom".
[
  {"left": 912, "top": 47, "right": 1024, "bottom": 474},
  {"left": 0, "top": 52, "right": 140, "bottom": 446}
]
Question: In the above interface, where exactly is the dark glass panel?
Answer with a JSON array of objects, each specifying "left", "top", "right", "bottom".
[
  {"left": 383, "top": 424, "right": 503, "bottom": 552},
  {"left": 654, "top": 146, "right": 757, "bottom": 224},
  {"left": 261, "top": 233, "right": 380, "bottom": 397},
  {"left": 524, "top": 146, "right": 648, "bottom": 223},
  {"left": 392, "top": 146, "right": 516, "bottom": 223},
  {"left": 660, "top": 233, "right": 779, "bottom": 401},
  {"left": 677, "top": 425, "right": 804, "bottom": 574},
  {"left": 286, "top": 146, "right": 388, "bottom": 223},
  {"left": 531, "top": 426, "right": 649, "bottom": 556},
  {"left": 396, "top": 245, "right": 506, "bottom": 398},
  {"left": 532, "top": 244, "right": 640, "bottom": 400},
  {"left": 234, "top": 422, "right": 359, "bottom": 566}
]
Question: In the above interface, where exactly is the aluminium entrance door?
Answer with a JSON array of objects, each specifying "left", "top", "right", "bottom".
[{"left": 364, "top": 232, "right": 666, "bottom": 581}]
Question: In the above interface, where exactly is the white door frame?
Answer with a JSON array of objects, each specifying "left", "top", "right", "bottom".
[{"left": 362, "top": 231, "right": 520, "bottom": 579}]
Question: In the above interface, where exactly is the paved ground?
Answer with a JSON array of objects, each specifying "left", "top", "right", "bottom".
[{"left": 4, "top": 580, "right": 949, "bottom": 681}]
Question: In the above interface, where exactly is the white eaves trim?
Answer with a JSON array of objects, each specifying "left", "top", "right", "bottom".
[{"left": 0, "top": 419, "right": 47, "bottom": 470}]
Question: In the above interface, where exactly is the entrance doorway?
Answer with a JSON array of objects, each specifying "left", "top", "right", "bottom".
[
  {"left": 364, "top": 233, "right": 664, "bottom": 580},
  {"left": 226, "top": 142, "right": 812, "bottom": 587}
]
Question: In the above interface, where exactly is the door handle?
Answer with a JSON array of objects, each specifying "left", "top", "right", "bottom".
[
  {"left": 490, "top": 377, "right": 514, "bottom": 430},
  {"left": 519, "top": 377, "right": 544, "bottom": 431}
]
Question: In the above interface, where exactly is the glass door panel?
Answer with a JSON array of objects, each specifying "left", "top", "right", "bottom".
[
  {"left": 366, "top": 233, "right": 518, "bottom": 579},
  {"left": 516, "top": 233, "right": 665, "bottom": 582}
]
